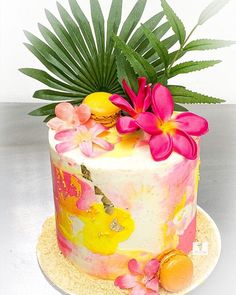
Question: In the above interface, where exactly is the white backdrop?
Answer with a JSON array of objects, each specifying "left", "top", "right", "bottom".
[{"left": 0, "top": 0, "right": 236, "bottom": 103}]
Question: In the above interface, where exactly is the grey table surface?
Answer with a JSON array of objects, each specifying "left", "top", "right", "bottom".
[{"left": 0, "top": 103, "right": 236, "bottom": 295}]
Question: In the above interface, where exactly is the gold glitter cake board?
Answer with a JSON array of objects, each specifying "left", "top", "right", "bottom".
[{"left": 37, "top": 207, "right": 221, "bottom": 295}]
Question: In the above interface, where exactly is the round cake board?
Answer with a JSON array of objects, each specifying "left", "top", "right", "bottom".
[{"left": 37, "top": 206, "right": 221, "bottom": 295}]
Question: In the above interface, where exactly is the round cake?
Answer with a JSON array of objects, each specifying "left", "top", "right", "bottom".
[{"left": 49, "top": 128, "right": 200, "bottom": 280}]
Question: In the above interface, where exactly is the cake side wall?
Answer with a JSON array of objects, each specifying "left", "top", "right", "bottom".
[{"left": 49, "top": 142, "right": 200, "bottom": 280}]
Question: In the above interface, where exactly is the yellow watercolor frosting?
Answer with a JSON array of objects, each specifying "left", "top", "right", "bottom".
[
  {"left": 101, "top": 127, "right": 141, "bottom": 158},
  {"left": 80, "top": 204, "right": 135, "bottom": 255}
]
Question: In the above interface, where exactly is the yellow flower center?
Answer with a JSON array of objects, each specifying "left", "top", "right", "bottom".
[
  {"left": 74, "top": 130, "right": 93, "bottom": 144},
  {"left": 159, "top": 120, "right": 176, "bottom": 135}
]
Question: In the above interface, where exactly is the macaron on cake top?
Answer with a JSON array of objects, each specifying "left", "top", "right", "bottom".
[
  {"left": 158, "top": 249, "right": 194, "bottom": 293},
  {"left": 83, "top": 92, "right": 120, "bottom": 128}
]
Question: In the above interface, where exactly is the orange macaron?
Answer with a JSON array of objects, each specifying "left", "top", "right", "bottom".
[{"left": 158, "top": 249, "right": 193, "bottom": 293}]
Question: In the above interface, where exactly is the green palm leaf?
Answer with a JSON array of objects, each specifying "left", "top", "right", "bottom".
[
  {"left": 184, "top": 39, "right": 236, "bottom": 51},
  {"left": 116, "top": 54, "right": 138, "bottom": 92},
  {"left": 174, "top": 103, "right": 189, "bottom": 112},
  {"left": 19, "top": 68, "right": 86, "bottom": 92},
  {"left": 198, "top": 0, "right": 230, "bottom": 25},
  {"left": 169, "top": 60, "right": 221, "bottom": 78},
  {"left": 119, "top": 0, "right": 147, "bottom": 42},
  {"left": 28, "top": 100, "right": 83, "bottom": 116},
  {"left": 28, "top": 103, "right": 58, "bottom": 116},
  {"left": 57, "top": 2, "right": 100, "bottom": 83},
  {"left": 135, "top": 22, "right": 170, "bottom": 55},
  {"left": 90, "top": 0, "right": 105, "bottom": 86},
  {"left": 142, "top": 25, "right": 169, "bottom": 71},
  {"left": 113, "top": 35, "right": 157, "bottom": 82},
  {"left": 105, "top": 0, "right": 149, "bottom": 88},
  {"left": 23, "top": 43, "right": 84, "bottom": 87},
  {"left": 106, "top": 0, "right": 123, "bottom": 54},
  {"left": 24, "top": 31, "right": 83, "bottom": 83},
  {"left": 144, "top": 35, "right": 178, "bottom": 62},
  {"left": 21, "top": 0, "right": 228, "bottom": 120},
  {"left": 128, "top": 12, "right": 164, "bottom": 48},
  {"left": 169, "top": 85, "right": 225, "bottom": 104},
  {"left": 161, "top": 0, "right": 186, "bottom": 45},
  {"left": 33, "top": 89, "right": 86, "bottom": 101},
  {"left": 68, "top": 0, "right": 97, "bottom": 55}
]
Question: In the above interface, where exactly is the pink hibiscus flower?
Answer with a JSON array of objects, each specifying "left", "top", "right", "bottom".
[
  {"left": 55, "top": 123, "right": 114, "bottom": 157},
  {"left": 47, "top": 102, "right": 92, "bottom": 131},
  {"left": 115, "top": 259, "right": 160, "bottom": 295},
  {"left": 136, "top": 83, "right": 209, "bottom": 161},
  {"left": 110, "top": 77, "right": 151, "bottom": 134}
]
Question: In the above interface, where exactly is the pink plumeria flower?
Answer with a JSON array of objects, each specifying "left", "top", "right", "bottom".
[
  {"left": 55, "top": 124, "right": 114, "bottom": 158},
  {"left": 47, "top": 102, "right": 92, "bottom": 131},
  {"left": 110, "top": 77, "right": 151, "bottom": 134},
  {"left": 136, "top": 83, "right": 209, "bottom": 161},
  {"left": 115, "top": 259, "right": 160, "bottom": 295}
]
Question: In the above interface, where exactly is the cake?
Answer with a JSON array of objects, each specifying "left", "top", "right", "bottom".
[
  {"left": 49, "top": 123, "right": 200, "bottom": 280},
  {"left": 47, "top": 79, "right": 208, "bottom": 292},
  {"left": 21, "top": 0, "right": 233, "bottom": 293}
]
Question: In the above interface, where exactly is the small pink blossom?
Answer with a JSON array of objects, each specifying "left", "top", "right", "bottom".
[
  {"left": 47, "top": 102, "right": 93, "bottom": 131},
  {"left": 110, "top": 77, "right": 151, "bottom": 134},
  {"left": 55, "top": 123, "right": 114, "bottom": 157},
  {"left": 136, "top": 83, "right": 209, "bottom": 161},
  {"left": 115, "top": 259, "right": 160, "bottom": 295}
]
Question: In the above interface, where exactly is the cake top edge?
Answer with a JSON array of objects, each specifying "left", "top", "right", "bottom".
[
  {"left": 48, "top": 77, "right": 203, "bottom": 162},
  {"left": 48, "top": 80, "right": 206, "bottom": 163}
]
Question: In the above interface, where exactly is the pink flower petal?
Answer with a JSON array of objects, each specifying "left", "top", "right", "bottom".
[
  {"left": 93, "top": 138, "right": 114, "bottom": 151},
  {"left": 116, "top": 116, "right": 139, "bottom": 134},
  {"left": 90, "top": 123, "right": 106, "bottom": 137},
  {"left": 152, "top": 83, "right": 174, "bottom": 122},
  {"left": 149, "top": 133, "right": 173, "bottom": 161},
  {"left": 74, "top": 104, "right": 91, "bottom": 125},
  {"left": 144, "top": 259, "right": 160, "bottom": 279},
  {"left": 173, "top": 129, "right": 198, "bottom": 160},
  {"left": 128, "top": 259, "right": 143, "bottom": 275},
  {"left": 85, "top": 119, "right": 97, "bottom": 129},
  {"left": 146, "top": 291, "right": 158, "bottom": 295},
  {"left": 146, "top": 278, "right": 159, "bottom": 292},
  {"left": 110, "top": 94, "right": 137, "bottom": 117},
  {"left": 114, "top": 274, "right": 137, "bottom": 289},
  {"left": 55, "top": 129, "right": 77, "bottom": 141},
  {"left": 55, "top": 102, "right": 74, "bottom": 122},
  {"left": 122, "top": 79, "right": 137, "bottom": 105},
  {"left": 136, "top": 112, "right": 161, "bottom": 135},
  {"left": 47, "top": 117, "right": 65, "bottom": 131},
  {"left": 130, "top": 284, "right": 146, "bottom": 295},
  {"left": 79, "top": 141, "right": 93, "bottom": 157},
  {"left": 175, "top": 112, "right": 209, "bottom": 136},
  {"left": 55, "top": 141, "right": 76, "bottom": 154},
  {"left": 143, "top": 84, "right": 152, "bottom": 112},
  {"left": 135, "top": 77, "right": 148, "bottom": 110}
]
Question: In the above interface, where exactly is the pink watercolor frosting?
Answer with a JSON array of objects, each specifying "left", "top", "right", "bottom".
[{"left": 49, "top": 130, "right": 200, "bottom": 279}]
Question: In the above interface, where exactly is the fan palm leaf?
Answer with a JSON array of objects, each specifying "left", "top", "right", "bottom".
[{"left": 21, "top": 0, "right": 173, "bottom": 119}]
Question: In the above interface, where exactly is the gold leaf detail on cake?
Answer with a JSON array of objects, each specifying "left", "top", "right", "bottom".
[
  {"left": 94, "top": 186, "right": 105, "bottom": 196},
  {"left": 102, "top": 196, "right": 115, "bottom": 215},
  {"left": 81, "top": 204, "right": 135, "bottom": 255},
  {"left": 81, "top": 165, "right": 92, "bottom": 181},
  {"left": 110, "top": 218, "right": 125, "bottom": 232}
]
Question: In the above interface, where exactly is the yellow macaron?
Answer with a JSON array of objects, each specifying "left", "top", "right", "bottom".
[
  {"left": 158, "top": 249, "right": 193, "bottom": 293},
  {"left": 83, "top": 92, "right": 120, "bottom": 128}
]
